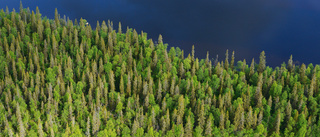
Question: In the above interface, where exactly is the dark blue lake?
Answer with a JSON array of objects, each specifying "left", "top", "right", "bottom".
[{"left": 1, "top": 0, "right": 320, "bottom": 67}]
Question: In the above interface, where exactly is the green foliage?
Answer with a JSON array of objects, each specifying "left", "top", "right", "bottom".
[
  {"left": 0, "top": 6, "right": 317, "bottom": 137},
  {"left": 46, "top": 67, "right": 56, "bottom": 84}
]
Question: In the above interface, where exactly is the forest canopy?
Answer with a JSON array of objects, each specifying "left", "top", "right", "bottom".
[{"left": 0, "top": 5, "right": 320, "bottom": 137}]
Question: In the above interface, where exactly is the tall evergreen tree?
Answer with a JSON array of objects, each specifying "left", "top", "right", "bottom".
[
  {"left": 225, "top": 49, "right": 229, "bottom": 70},
  {"left": 16, "top": 103, "right": 26, "bottom": 137},
  {"left": 258, "top": 51, "right": 266, "bottom": 73}
]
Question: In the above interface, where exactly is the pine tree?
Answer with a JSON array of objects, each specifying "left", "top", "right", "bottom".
[
  {"left": 258, "top": 51, "right": 266, "bottom": 73},
  {"left": 285, "top": 101, "right": 292, "bottom": 125},
  {"left": 225, "top": 49, "right": 229, "bottom": 70},
  {"left": 231, "top": 51, "right": 235, "bottom": 70},
  {"left": 288, "top": 55, "right": 293, "bottom": 72},
  {"left": 179, "top": 62, "right": 185, "bottom": 78},
  {"left": 157, "top": 80, "right": 162, "bottom": 103},
  {"left": 185, "top": 115, "right": 193, "bottom": 137},
  {"left": 234, "top": 103, "right": 244, "bottom": 131},
  {"left": 191, "top": 45, "right": 195, "bottom": 63},
  {"left": 108, "top": 32, "right": 114, "bottom": 55},
  {"left": 219, "top": 110, "right": 225, "bottom": 130},
  {"left": 249, "top": 58, "right": 255, "bottom": 77},
  {"left": 5, "top": 115, "right": 14, "bottom": 137},
  {"left": 205, "top": 114, "right": 213, "bottom": 136},
  {"left": 109, "top": 70, "right": 115, "bottom": 92},
  {"left": 178, "top": 95, "right": 185, "bottom": 116},
  {"left": 198, "top": 101, "right": 206, "bottom": 129},
  {"left": 20, "top": 1, "right": 24, "bottom": 20},
  {"left": 92, "top": 107, "right": 101, "bottom": 135},
  {"left": 126, "top": 75, "right": 132, "bottom": 97},
  {"left": 54, "top": 8, "right": 60, "bottom": 28},
  {"left": 132, "top": 118, "right": 139, "bottom": 136},
  {"left": 300, "top": 63, "right": 306, "bottom": 84},
  {"left": 274, "top": 110, "right": 281, "bottom": 135},
  {"left": 309, "top": 74, "right": 315, "bottom": 98},
  {"left": 96, "top": 87, "right": 101, "bottom": 107},
  {"left": 158, "top": 34, "right": 163, "bottom": 44},
  {"left": 118, "top": 22, "right": 122, "bottom": 34},
  {"left": 16, "top": 103, "right": 26, "bottom": 137},
  {"left": 255, "top": 73, "right": 263, "bottom": 108},
  {"left": 246, "top": 106, "right": 253, "bottom": 129},
  {"left": 243, "top": 86, "right": 251, "bottom": 110},
  {"left": 120, "top": 75, "right": 124, "bottom": 95},
  {"left": 86, "top": 116, "right": 91, "bottom": 137}
]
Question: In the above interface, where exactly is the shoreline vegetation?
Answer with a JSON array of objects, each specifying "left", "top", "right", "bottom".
[{"left": 0, "top": 5, "right": 319, "bottom": 137}]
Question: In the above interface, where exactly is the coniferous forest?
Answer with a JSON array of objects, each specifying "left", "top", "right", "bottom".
[{"left": 1, "top": 5, "right": 320, "bottom": 137}]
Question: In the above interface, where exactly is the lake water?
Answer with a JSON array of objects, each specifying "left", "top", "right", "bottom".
[{"left": 1, "top": 0, "right": 320, "bottom": 67}]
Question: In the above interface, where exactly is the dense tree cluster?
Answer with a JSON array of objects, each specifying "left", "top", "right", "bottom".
[{"left": 1, "top": 5, "right": 320, "bottom": 136}]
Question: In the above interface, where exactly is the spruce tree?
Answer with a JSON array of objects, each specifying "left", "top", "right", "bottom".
[{"left": 258, "top": 51, "right": 266, "bottom": 73}]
